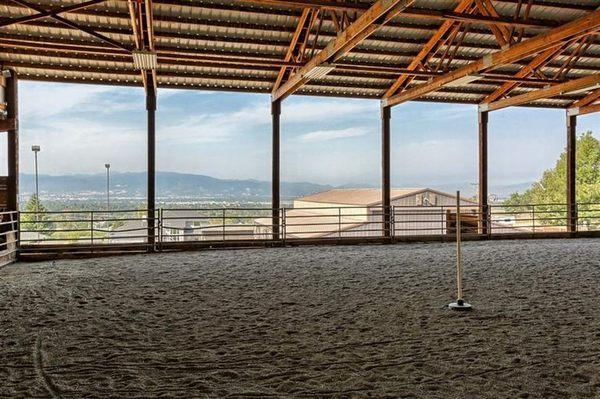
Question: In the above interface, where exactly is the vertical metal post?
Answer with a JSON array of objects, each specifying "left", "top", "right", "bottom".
[
  {"left": 566, "top": 113, "right": 577, "bottom": 233},
  {"left": 6, "top": 70, "right": 18, "bottom": 213},
  {"left": 478, "top": 110, "right": 489, "bottom": 235},
  {"left": 222, "top": 208, "right": 226, "bottom": 241},
  {"left": 90, "top": 211, "right": 94, "bottom": 250},
  {"left": 338, "top": 207, "right": 341, "bottom": 237},
  {"left": 271, "top": 99, "right": 281, "bottom": 240},
  {"left": 381, "top": 105, "right": 391, "bottom": 239},
  {"left": 146, "top": 73, "right": 156, "bottom": 251}
]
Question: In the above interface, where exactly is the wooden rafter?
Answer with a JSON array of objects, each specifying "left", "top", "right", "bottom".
[
  {"left": 273, "top": 8, "right": 312, "bottom": 92},
  {"left": 383, "top": 0, "right": 474, "bottom": 99},
  {"left": 568, "top": 103, "right": 600, "bottom": 116},
  {"left": 474, "top": 0, "right": 511, "bottom": 47},
  {"left": 383, "top": 10, "right": 600, "bottom": 108},
  {"left": 0, "top": 0, "right": 106, "bottom": 28},
  {"left": 272, "top": 0, "right": 416, "bottom": 101},
  {"left": 127, "top": 0, "right": 156, "bottom": 94},
  {"left": 567, "top": 88, "right": 600, "bottom": 116},
  {"left": 8, "top": 0, "right": 130, "bottom": 51},
  {"left": 480, "top": 43, "right": 568, "bottom": 103},
  {"left": 571, "top": 88, "right": 600, "bottom": 108},
  {"left": 482, "top": 73, "right": 600, "bottom": 112}
]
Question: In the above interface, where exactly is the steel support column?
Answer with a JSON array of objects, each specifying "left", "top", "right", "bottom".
[
  {"left": 566, "top": 113, "right": 577, "bottom": 233},
  {"left": 478, "top": 110, "right": 489, "bottom": 235},
  {"left": 146, "top": 73, "right": 156, "bottom": 250},
  {"left": 5, "top": 70, "right": 18, "bottom": 212},
  {"left": 271, "top": 99, "right": 281, "bottom": 240},
  {"left": 381, "top": 105, "right": 391, "bottom": 238}
]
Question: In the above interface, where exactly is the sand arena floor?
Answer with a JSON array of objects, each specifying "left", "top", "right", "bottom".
[{"left": 1, "top": 238, "right": 600, "bottom": 398}]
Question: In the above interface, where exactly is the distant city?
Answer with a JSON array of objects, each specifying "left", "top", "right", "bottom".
[{"left": 18, "top": 171, "right": 534, "bottom": 210}]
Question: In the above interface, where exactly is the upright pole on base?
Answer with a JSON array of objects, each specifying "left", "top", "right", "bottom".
[{"left": 449, "top": 190, "right": 472, "bottom": 311}]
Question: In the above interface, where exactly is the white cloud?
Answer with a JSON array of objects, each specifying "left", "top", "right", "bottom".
[
  {"left": 21, "top": 82, "right": 121, "bottom": 119},
  {"left": 158, "top": 102, "right": 270, "bottom": 144},
  {"left": 283, "top": 100, "right": 376, "bottom": 123},
  {"left": 20, "top": 118, "right": 146, "bottom": 175},
  {"left": 297, "top": 127, "right": 369, "bottom": 143}
]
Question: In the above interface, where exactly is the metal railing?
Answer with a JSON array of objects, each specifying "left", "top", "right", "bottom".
[
  {"left": 19, "top": 209, "right": 157, "bottom": 251},
  {"left": 13, "top": 202, "right": 600, "bottom": 256},
  {"left": 0, "top": 210, "right": 18, "bottom": 266}
]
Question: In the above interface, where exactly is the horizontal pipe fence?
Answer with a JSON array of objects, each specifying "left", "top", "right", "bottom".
[
  {"left": 0, "top": 210, "right": 18, "bottom": 266},
  {"left": 13, "top": 202, "right": 600, "bottom": 257}
]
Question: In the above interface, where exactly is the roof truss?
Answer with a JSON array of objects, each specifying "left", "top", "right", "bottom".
[
  {"left": 272, "top": 0, "right": 415, "bottom": 101},
  {"left": 383, "top": 9, "right": 600, "bottom": 108},
  {"left": 482, "top": 73, "right": 600, "bottom": 112},
  {"left": 0, "top": 0, "right": 106, "bottom": 28}
]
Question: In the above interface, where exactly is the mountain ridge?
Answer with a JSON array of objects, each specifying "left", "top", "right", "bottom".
[{"left": 18, "top": 172, "right": 533, "bottom": 200}]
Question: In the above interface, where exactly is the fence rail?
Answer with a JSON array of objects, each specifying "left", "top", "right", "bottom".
[
  {"left": 0, "top": 210, "right": 19, "bottom": 266},
  {"left": 13, "top": 202, "right": 600, "bottom": 257}
]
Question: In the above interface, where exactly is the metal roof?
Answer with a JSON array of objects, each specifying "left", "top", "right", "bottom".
[{"left": 0, "top": 0, "right": 599, "bottom": 108}]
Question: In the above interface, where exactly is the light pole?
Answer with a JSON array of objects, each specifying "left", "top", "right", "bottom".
[
  {"left": 105, "top": 163, "right": 110, "bottom": 211},
  {"left": 31, "top": 145, "right": 40, "bottom": 211}
]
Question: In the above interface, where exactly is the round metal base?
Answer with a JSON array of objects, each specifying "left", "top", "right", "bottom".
[{"left": 448, "top": 300, "right": 473, "bottom": 311}]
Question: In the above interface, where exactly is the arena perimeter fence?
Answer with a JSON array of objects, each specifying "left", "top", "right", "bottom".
[{"left": 10, "top": 202, "right": 599, "bottom": 259}]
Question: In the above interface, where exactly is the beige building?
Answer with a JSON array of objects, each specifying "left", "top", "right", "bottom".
[{"left": 255, "top": 188, "right": 479, "bottom": 239}]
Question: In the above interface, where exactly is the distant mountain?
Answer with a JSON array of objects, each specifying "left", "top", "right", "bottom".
[
  {"left": 19, "top": 172, "right": 534, "bottom": 202},
  {"left": 19, "top": 172, "right": 332, "bottom": 200}
]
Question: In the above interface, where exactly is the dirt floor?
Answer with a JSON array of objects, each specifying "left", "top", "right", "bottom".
[{"left": 1, "top": 238, "right": 600, "bottom": 398}]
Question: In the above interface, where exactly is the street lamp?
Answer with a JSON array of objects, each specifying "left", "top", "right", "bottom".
[
  {"left": 31, "top": 145, "right": 40, "bottom": 210},
  {"left": 105, "top": 163, "right": 110, "bottom": 211}
]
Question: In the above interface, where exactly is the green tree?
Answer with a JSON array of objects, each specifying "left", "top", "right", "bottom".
[
  {"left": 21, "top": 195, "right": 55, "bottom": 235},
  {"left": 505, "top": 131, "right": 600, "bottom": 226}
]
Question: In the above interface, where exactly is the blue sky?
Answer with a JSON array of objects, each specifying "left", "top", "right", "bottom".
[{"left": 7, "top": 81, "right": 599, "bottom": 192}]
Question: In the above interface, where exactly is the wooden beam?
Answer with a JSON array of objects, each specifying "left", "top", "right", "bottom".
[
  {"left": 481, "top": 74, "right": 600, "bottom": 112},
  {"left": 567, "top": 102, "right": 600, "bottom": 116},
  {"left": 570, "top": 88, "right": 600, "bottom": 108},
  {"left": 272, "top": 0, "right": 415, "bottom": 101},
  {"left": 383, "top": 10, "right": 600, "bottom": 108},
  {"left": 383, "top": 0, "right": 474, "bottom": 99},
  {"left": 0, "top": 118, "right": 16, "bottom": 131}
]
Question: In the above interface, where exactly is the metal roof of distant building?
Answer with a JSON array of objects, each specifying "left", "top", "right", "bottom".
[{"left": 297, "top": 188, "right": 429, "bottom": 205}]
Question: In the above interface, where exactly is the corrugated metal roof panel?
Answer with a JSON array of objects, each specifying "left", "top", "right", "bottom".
[{"left": 0, "top": 0, "right": 597, "bottom": 107}]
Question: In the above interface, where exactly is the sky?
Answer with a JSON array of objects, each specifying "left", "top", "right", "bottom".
[{"left": 4, "top": 81, "right": 599, "bottom": 192}]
